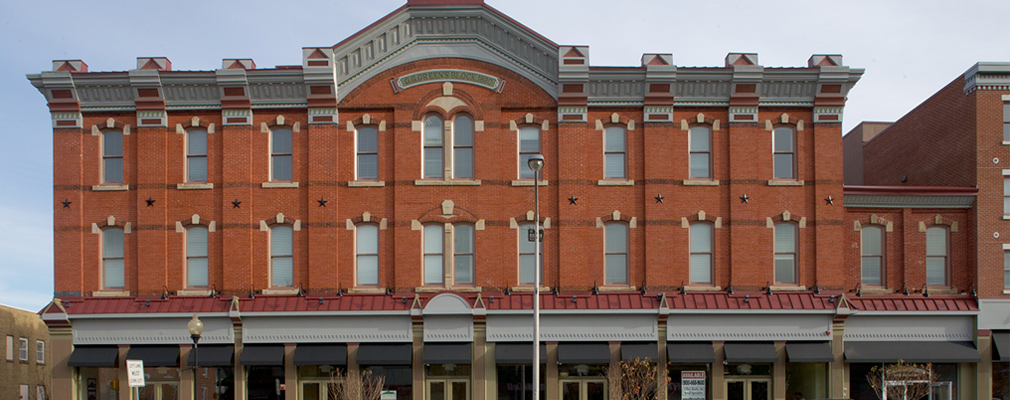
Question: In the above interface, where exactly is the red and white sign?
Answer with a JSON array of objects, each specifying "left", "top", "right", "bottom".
[{"left": 681, "top": 371, "right": 706, "bottom": 400}]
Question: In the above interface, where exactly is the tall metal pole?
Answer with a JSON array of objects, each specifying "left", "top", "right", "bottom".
[
  {"left": 188, "top": 314, "right": 204, "bottom": 400},
  {"left": 528, "top": 154, "right": 544, "bottom": 400}
]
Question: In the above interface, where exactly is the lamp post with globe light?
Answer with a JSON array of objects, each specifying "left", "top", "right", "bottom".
[
  {"left": 527, "top": 154, "right": 544, "bottom": 400},
  {"left": 188, "top": 315, "right": 204, "bottom": 400}
]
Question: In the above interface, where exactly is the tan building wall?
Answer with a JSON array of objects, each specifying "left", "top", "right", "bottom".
[{"left": 0, "top": 304, "right": 51, "bottom": 400}]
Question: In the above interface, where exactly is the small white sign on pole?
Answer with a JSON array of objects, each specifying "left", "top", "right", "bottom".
[
  {"left": 126, "top": 359, "right": 145, "bottom": 387},
  {"left": 681, "top": 371, "right": 706, "bottom": 400},
  {"left": 380, "top": 390, "right": 397, "bottom": 400}
]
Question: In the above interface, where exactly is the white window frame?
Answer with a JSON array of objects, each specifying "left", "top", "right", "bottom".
[
  {"left": 1004, "top": 176, "right": 1010, "bottom": 216},
  {"left": 772, "top": 126, "right": 796, "bottom": 180},
  {"left": 101, "top": 129, "right": 124, "bottom": 184},
  {"left": 356, "top": 125, "right": 380, "bottom": 181},
  {"left": 774, "top": 222, "right": 798, "bottom": 285},
  {"left": 19, "top": 337, "right": 28, "bottom": 362},
  {"left": 423, "top": 223, "right": 445, "bottom": 285},
  {"left": 355, "top": 223, "right": 380, "bottom": 287},
  {"left": 423, "top": 114, "right": 445, "bottom": 179},
  {"left": 422, "top": 223, "right": 476, "bottom": 287},
  {"left": 689, "top": 222, "right": 714, "bottom": 285},
  {"left": 604, "top": 222, "right": 629, "bottom": 285},
  {"left": 270, "top": 225, "right": 294, "bottom": 288},
  {"left": 452, "top": 114, "right": 475, "bottom": 180},
  {"left": 269, "top": 126, "right": 294, "bottom": 182},
  {"left": 1003, "top": 101, "right": 1010, "bottom": 142},
  {"left": 185, "top": 128, "right": 208, "bottom": 183},
  {"left": 102, "top": 227, "right": 125, "bottom": 290},
  {"left": 860, "top": 225, "right": 885, "bottom": 287},
  {"left": 517, "top": 222, "right": 544, "bottom": 285},
  {"left": 926, "top": 226, "right": 949, "bottom": 287},
  {"left": 1004, "top": 249, "right": 1010, "bottom": 290},
  {"left": 688, "top": 125, "right": 712, "bottom": 180},
  {"left": 453, "top": 223, "right": 475, "bottom": 285},
  {"left": 185, "top": 226, "right": 209, "bottom": 288},
  {"left": 518, "top": 126, "right": 541, "bottom": 180},
  {"left": 603, "top": 125, "right": 627, "bottom": 179},
  {"left": 35, "top": 340, "right": 44, "bottom": 365}
]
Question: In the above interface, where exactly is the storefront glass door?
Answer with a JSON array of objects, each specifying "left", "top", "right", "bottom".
[
  {"left": 725, "top": 378, "right": 769, "bottom": 400},
  {"left": 560, "top": 379, "right": 606, "bottom": 400},
  {"left": 427, "top": 379, "right": 468, "bottom": 400},
  {"left": 138, "top": 382, "right": 179, "bottom": 400}
]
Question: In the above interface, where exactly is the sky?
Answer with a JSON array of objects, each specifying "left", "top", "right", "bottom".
[{"left": 1, "top": 0, "right": 1009, "bottom": 312}]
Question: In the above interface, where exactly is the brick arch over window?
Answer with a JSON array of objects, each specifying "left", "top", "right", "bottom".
[
  {"left": 411, "top": 85, "right": 484, "bottom": 120},
  {"left": 509, "top": 211, "right": 551, "bottom": 230},
  {"left": 260, "top": 115, "right": 301, "bottom": 133},
  {"left": 412, "top": 200, "right": 485, "bottom": 230},
  {"left": 917, "top": 214, "right": 958, "bottom": 233},
  {"left": 595, "top": 113, "right": 636, "bottom": 132},
  {"left": 764, "top": 113, "right": 805, "bottom": 132},
  {"left": 175, "top": 116, "right": 215, "bottom": 135},
  {"left": 345, "top": 114, "right": 387, "bottom": 133},
  {"left": 345, "top": 211, "right": 389, "bottom": 230},
  {"left": 680, "top": 210, "right": 723, "bottom": 229},
  {"left": 765, "top": 210, "right": 807, "bottom": 229},
  {"left": 595, "top": 210, "right": 638, "bottom": 229},
  {"left": 509, "top": 113, "right": 550, "bottom": 132},
  {"left": 679, "top": 113, "right": 720, "bottom": 131},
  {"left": 90, "top": 216, "right": 132, "bottom": 234},
  {"left": 174, "top": 214, "right": 216, "bottom": 233},
  {"left": 258, "top": 213, "right": 302, "bottom": 231},
  {"left": 90, "top": 118, "right": 131, "bottom": 136},
  {"left": 853, "top": 214, "right": 894, "bottom": 232}
]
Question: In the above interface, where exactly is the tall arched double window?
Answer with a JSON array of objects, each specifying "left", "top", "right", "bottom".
[
  {"left": 423, "top": 114, "right": 475, "bottom": 180},
  {"left": 423, "top": 223, "right": 475, "bottom": 286}
]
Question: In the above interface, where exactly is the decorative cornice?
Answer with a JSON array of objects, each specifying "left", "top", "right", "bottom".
[{"left": 963, "top": 62, "right": 1010, "bottom": 94}]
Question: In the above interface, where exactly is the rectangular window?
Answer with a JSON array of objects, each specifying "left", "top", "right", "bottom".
[
  {"left": 103, "top": 228, "right": 125, "bottom": 289},
  {"left": 861, "top": 225, "right": 884, "bottom": 286},
  {"left": 454, "top": 224, "right": 475, "bottom": 285},
  {"left": 19, "top": 338, "right": 28, "bottom": 361},
  {"left": 186, "top": 226, "right": 209, "bottom": 287},
  {"left": 271, "top": 127, "right": 293, "bottom": 181},
  {"left": 424, "top": 224, "right": 444, "bottom": 284},
  {"left": 356, "top": 224, "right": 379, "bottom": 286},
  {"left": 187, "top": 128, "right": 208, "bottom": 182},
  {"left": 453, "top": 115, "right": 474, "bottom": 179},
  {"left": 604, "top": 223, "right": 628, "bottom": 284},
  {"left": 926, "top": 227, "right": 948, "bottom": 286},
  {"left": 518, "top": 223, "right": 543, "bottom": 285},
  {"left": 270, "top": 225, "right": 293, "bottom": 287},
  {"left": 37, "top": 386, "right": 46, "bottom": 400},
  {"left": 774, "top": 223, "right": 797, "bottom": 284},
  {"left": 103, "top": 130, "right": 123, "bottom": 183},
  {"left": 518, "top": 126, "right": 541, "bottom": 179},
  {"left": 5, "top": 336, "right": 12, "bottom": 360},
  {"left": 1004, "top": 177, "right": 1010, "bottom": 215},
  {"left": 1005, "top": 251, "right": 1010, "bottom": 289},
  {"left": 35, "top": 341, "right": 44, "bottom": 364},
  {"left": 689, "top": 223, "right": 713, "bottom": 284},
  {"left": 772, "top": 127, "right": 795, "bottom": 179},
  {"left": 357, "top": 126, "right": 379, "bottom": 180},
  {"left": 1003, "top": 103, "right": 1010, "bottom": 141},
  {"left": 424, "top": 116, "right": 444, "bottom": 179},
  {"left": 604, "top": 126, "right": 627, "bottom": 179},
  {"left": 689, "top": 126, "right": 712, "bottom": 179}
]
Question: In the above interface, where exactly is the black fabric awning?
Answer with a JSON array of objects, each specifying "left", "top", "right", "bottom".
[
  {"left": 68, "top": 346, "right": 119, "bottom": 367},
  {"left": 494, "top": 343, "right": 547, "bottom": 364},
  {"left": 125, "top": 346, "right": 179, "bottom": 367},
  {"left": 724, "top": 343, "right": 778, "bottom": 363},
  {"left": 294, "top": 344, "right": 348, "bottom": 366},
  {"left": 621, "top": 343, "right": 658, "bottom": 362},
  {"left": 667, "top": 343, "right": 716, "bottom": 364},
  {"left": 993, "top": 331, "right": 1009, "bottom": 362},
  {"left": 240, "top": 344, "right": 285, "bottom": 366},
  {"left": 187, "top": 345, "right": 234, "bottom": 367},
  {"left": 844, "top": 341, "right": 979, "bottom": 363},
  {"left": 424, "top": 343, "right": 471, "bottom": 364},
  {"left": 358, "top": 343, "right": 412, "bottom": 366},
  {"left": 557, "top": 343, "right": 611, "bottom": 364},
  {"left": 785, "top": 342, "right": 834, "bottom": 363}
]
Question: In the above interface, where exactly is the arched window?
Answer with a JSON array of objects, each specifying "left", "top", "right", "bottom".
[
  {"left": 774, "top": 222, "right": 797, "bottom": 284},
  {"left": 270, "top": 127, "right": 293, "bottom": 181},
  {"left": 604, "top": 125, "right": 627, "bottom": 179},
  {"left": 186, "top": 226, "right": 209, "bottom": 287},
  {"left": 423, "top": 224, "right": 444, "bottom": 285},
  {"left": 860, "top": 225, "right": 884, "bottom": 286},
  {"left": 689, "top": 222, "right": 713, "bottom": 285},
  {"left": 102, "top": 130, "right": 123, "bottom": 184},
  {"left": 270, "top": 225, "right": 293, "bottom": 287},
  {"left": 925, "top": 226, "right": 948, "bottom": 286},
  {"left": 518, "top": 223, "right": 543, "bottom": 285},
  {"left": 423, "top": 115, "right": 444, "bottom": 179},
  {"left": 357, "top": 125, "right": 379, "bottom": 180},
  {"left": 102, "top": 227, "right": 125, "bottom": 289},
  {"left": 453, "top": 114, "right": 474, "bottom": 179},
  {"left": 604, "top": 222, "right": 629, "bottom": 284},
  {"left": 186, "top": 128, "right": 208, "bottom": 182},
  {"left": 688, "top": 125, "right": 712, "bottom": 179},
  {"left": 518, "top": 126, "right": 541, "bottom": 179},
  {"left": 356, "top": 224, "right": 379, "bottom": 286},
  {"left": 772, "top": 126, "right": 796, "bottom": 179}
]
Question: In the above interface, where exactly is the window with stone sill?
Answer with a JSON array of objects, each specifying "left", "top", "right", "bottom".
[
  {"left": 423, "top": 223, "right": 475, "bottom": 286},
  {"left": 689, "top": 222, "right": 714, "bottom": 285},
  {"left": 423, "top": 113, "right": 475, "bottom": 180},
  {"left": 604, "top": 222, "right": 629, "bottom": 285},
  {"left": 772, "top": 126, "right": 796, "bottom": 180},
  {"left": 926, "top": 226, "right": 949, "bottom": 286},
  {"left": 270, "top": 126, "right": 293, "bottom": 182},
  {"left": 603, "top": 125, "right": 627, "bottom": 180},
  {"left": 102, "top": 227, "right": 125, "bottom": 290},
  {"left": 19, "top": 337, "right": 28, "bottom": 362},
  {"left": 518, "top": 126, "right": 541, "bottom": 179},
  {"left": 774, "top": 222, "right": 798, "bottom": 285},
  {"left": 357, "top": 125, "right": 379, "bottom": 181},
  {"left": 186, "top": 226, "right": 209, "bottom": 288},
  {"left": 688, "top": 125, "right": 712, "bottom": 180},
  {"left": 270, "top": 225, "right": 294, "bottom": 288},
  {"left": 861, "top": 225, "right": 885, "bottom": 287},
  {"left": 102, "top": 130, "right": 124, "bottom": 184},
  {"left": 356, "top": 223, "right": 379, "bottom": 287},
  {"left": 186, "top": 128, "right": 208, "bottom": 183}
]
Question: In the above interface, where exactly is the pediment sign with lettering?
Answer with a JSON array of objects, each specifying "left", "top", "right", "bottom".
[{"left": 394, "top": 69, "right": 504, "bottom": 93}]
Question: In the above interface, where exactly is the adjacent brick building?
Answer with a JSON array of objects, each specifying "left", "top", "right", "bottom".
[
  {"left": 27, "top": 1, "right": 1005, "bottom": 400},
  {"left": 1, "top": 304, "right": 50, "bottom": 400}
]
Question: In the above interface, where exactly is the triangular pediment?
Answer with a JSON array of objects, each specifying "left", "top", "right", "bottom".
[{"left": 332, "top": 3, "right": 559, "bottom": 100}]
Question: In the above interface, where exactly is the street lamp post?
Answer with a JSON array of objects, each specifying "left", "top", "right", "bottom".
[
  {"left": 188, "top": 314, "right": 204, "bottom": 400},
  {"left": 527, "top": 154, "right": 544, "bottom": 400}
]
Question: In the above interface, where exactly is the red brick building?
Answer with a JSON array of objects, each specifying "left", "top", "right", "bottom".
[{"left": 27, "top": 1, "right": 1002, "bottom": 400}]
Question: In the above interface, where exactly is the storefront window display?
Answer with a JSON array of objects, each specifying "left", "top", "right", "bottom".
[
  {"left": 667, "top": 364, "right": 710, "bottom": 400},
  {"left": 363, "top": 366, "right": 412, "bottom": 400},
  {"left": 784, "top": 363, "right": 826, "bottom": 400},
  {"left": 248, "top": 366, "right": 285, "bottom": 400},
  {"left": 993, "top": 361, "right": 1009, "bottom": 400},
  {"left": 79, "top": 368, "right": 119, "bottom": 400},
  {"left": 850, "top": 363, "right": 958, "bottom": 400},
  {"left": 497, "top": 365, "right": 546, "bottom": 400}
]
